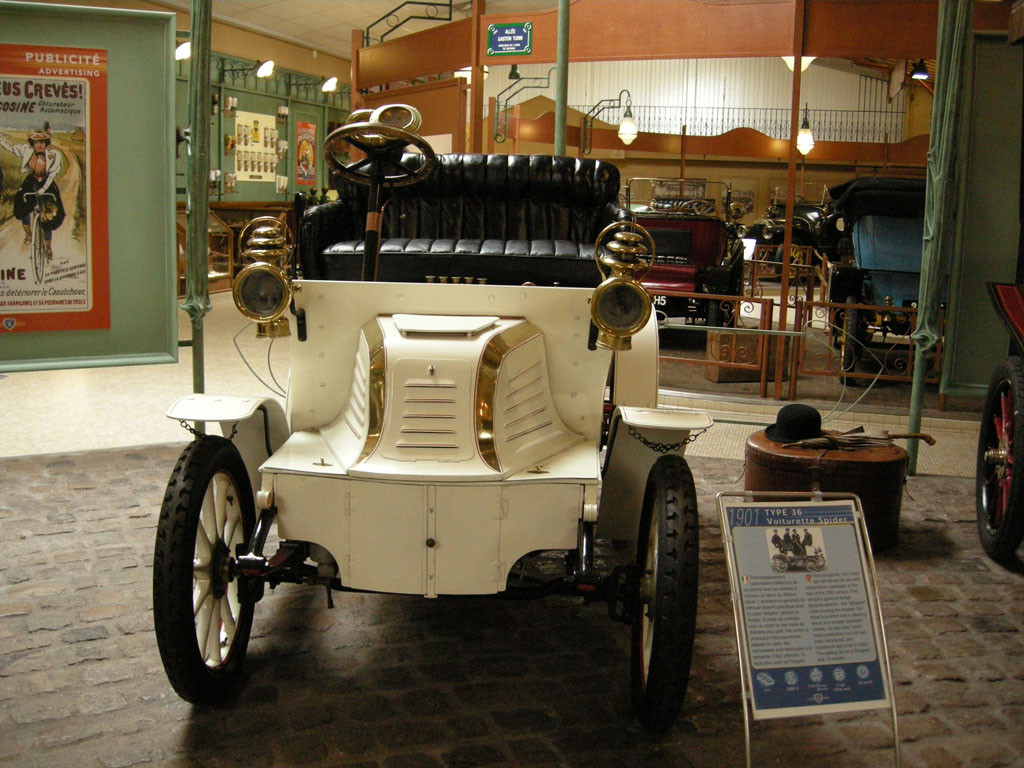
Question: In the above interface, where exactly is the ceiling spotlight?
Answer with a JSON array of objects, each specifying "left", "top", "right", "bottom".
[
  {"left": 910, "top": 59, "right": 929, "bottom": 80},
  {"left": 782, "top": 56, "right": 816, "bottom": 72},
  {"left": 256, "top": 60, "right": 275, "bottom": 78},
  {"left": 509, "top": 64, "right": 521, "bottom": 81},
  {"left": 321, "top": 76, "right": 338, "bottom": 92}
]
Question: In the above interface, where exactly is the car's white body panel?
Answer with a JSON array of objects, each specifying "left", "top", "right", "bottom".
[{"left": 168, "top": 279, "right": 709, "bottom": 596}]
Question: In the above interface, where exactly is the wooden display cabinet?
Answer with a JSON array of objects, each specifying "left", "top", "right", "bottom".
[{"left": 175, "top": 207, "right": 234, "bottom": 295}]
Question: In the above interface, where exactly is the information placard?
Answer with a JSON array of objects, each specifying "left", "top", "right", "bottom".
[
  {"left": 234, "top": 110, "right": 278, "bottom": 183},
  {"left": 720, "top": 499, "right": 890, "bottom": 720}
]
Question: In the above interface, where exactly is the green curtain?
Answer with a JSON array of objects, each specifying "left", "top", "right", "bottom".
[{"left": 907, "top": 0, "right": 973, "bottom": 474}]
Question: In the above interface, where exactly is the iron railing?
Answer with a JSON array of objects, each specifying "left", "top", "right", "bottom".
[{"left": 570, "top": 105, "right": 907, "bottom": 144}]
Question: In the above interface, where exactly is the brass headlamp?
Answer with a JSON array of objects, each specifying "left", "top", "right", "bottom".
[
  {"left": 233, "top": 217, "right": 294, "bottom": 338},
  {"left": 590, "top": 221, "right": 656, "bottom": 351}
]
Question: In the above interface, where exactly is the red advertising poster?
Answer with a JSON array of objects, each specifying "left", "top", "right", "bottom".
[
  {"left": 0, "top": 44, "right": 109, "bottom": 333},
  {"left": 296, "top": 121, "right": 316, "bottom": 186}
]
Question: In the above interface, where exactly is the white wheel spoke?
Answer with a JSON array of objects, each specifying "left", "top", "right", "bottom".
[
  {"left": 200, "top": 485, "right": 218, "bottom": 545},
  {"left": 195, "top": 589, "right": 213, "bottom": 657},
  {"left": 221, "top": 595, "right": 237, "bottom": 639},
  {"left": 223, "top": 510, "right": 241, "bottom": 551},
  {"left": 193, "top": 577, "right": 212, "bottom": 618},
  {"left": 194, "top": 527, "right": 212, "bottom": 566},
  {"left": 206, "top": 599, "right": 224, "bottom": 665},
  {"left": 212, "top": 474, "right": 229, "bottom": 541}
]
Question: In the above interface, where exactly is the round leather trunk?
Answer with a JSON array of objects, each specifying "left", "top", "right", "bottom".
[{"left": 744, "top": 429, "right": 908, "bottom": 552}]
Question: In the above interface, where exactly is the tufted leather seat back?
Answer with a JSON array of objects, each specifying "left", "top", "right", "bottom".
[
  {"left": 374, "top": 154, "right": 620, "bottom": 242},
  {"left": 300, "top": 153, "right": 627, "bottom": 285}
]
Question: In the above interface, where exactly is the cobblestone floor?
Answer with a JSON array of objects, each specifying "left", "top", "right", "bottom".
[{"left": 2, "top": 444, "right": 1023, "bottom": 768}]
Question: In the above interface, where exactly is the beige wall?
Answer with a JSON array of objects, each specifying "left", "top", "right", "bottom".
[
  {"left": 28, "top": 0, "right": 350, "bottom": 83},
  {"left": 904, "top": 83, "right": 933, "bottom": 139}
]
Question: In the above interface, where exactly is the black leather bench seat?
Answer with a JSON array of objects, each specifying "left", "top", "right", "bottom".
[
  {"left": 325, "top": 238, "right": 591, "bottom": 258},
  {"left": 300, "top": 153, "right": 626, "bottom": 287},
  {"left": 318, "top": 238, "right": 600, "bottom": 286}
]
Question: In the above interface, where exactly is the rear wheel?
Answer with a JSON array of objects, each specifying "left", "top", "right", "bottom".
[
  {"left": 153, "top": 436, "right": 256, "bottom": 703},
  {"left": 631, "top": 455, "right": 699, "bottom": 732},
  {"left": 977, "top": 357, "right": 1024, "bottom": 562}
]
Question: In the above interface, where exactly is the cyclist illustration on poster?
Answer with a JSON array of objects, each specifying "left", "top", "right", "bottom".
[
  {"left": 0, "top": 120, "right": 67, "bottom": 270},
  {"left": 0, "top": 43, "right": 109, "bottom": 333}
]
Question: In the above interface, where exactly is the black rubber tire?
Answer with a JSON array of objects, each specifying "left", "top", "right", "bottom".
[
  {"left": 631, "top": 454, "right": 699, "bottom": 732},
  {"left": 977, "top": 357, "right": 1024, "bottom": 562},
  {"left": 153, "top": 436, "right": 256, "bottom": 703}
]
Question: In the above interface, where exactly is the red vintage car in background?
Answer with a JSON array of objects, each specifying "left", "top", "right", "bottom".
[{"left": 626, "top": 178, "right": 747, "bottom": 327}]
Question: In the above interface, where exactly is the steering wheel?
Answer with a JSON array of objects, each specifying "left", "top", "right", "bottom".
[
  {"left": 322, "top": 121, "right": 436, "bottom": 188},
  {"left": 678, "top": 198, "right": 716, "bottom": 216}
]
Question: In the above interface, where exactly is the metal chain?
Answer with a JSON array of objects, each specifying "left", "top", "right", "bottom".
[
  {"left": 177, "top": 420, "right": 239, "bottom": 440},
  {"left": 626, "top": 424, "right": 706, "bottom": 454}
]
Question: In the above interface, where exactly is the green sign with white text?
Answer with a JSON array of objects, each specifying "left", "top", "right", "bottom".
[{"left": 486, "top": 23, "right": 531, "bottom": 56}]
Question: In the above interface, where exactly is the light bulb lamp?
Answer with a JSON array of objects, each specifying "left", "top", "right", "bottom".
[
  {"left": 493, "top": 66, "right": 556, "bottom": 143},
  {"left": 321, "top": 76, "right": 339, "bottom": 92},
  {"left": 797, "top": 103, "right": 815, "bottom": 156},
  {"left": 582, "top": 89, "right": 636, "bottom": 155},
  {"left": 910, "top": 59, "right": 929, "bottom": 80},
  {"left": 174, "top": 31, "right": 191, "bottom": 61},
  {"left": 220, "top": 58, "right": 275, "bottom": 83}
]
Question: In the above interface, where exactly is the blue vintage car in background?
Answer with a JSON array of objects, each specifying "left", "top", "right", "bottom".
[{"left": 825, "top": 177, "right": 932, "bottom": 374}]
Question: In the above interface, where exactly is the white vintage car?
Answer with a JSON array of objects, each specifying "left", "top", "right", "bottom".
[{"left": 153, "top": 106, "right": 711, "bottom": 732}]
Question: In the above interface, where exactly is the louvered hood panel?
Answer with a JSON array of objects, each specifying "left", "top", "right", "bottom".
[{"left": 339, "top": 314, "right": 582, "bottom": 481}]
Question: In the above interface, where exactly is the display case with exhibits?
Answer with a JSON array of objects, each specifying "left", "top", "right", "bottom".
[{"left": 175, "top": 209, "right": 233, "bottom": 295}]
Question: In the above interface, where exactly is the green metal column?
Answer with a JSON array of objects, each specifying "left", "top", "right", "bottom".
[
  {"left": 553, "top": 0, "right": 569, "bottom": 156},
  {"left": 907, "top": 0, "right": 972, "bottom": 474},
  {"left": 182, "top": 0, "right": 213, "bottom": 395}
]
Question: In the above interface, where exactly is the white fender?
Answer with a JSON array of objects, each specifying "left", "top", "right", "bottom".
[
  {"left": 596, "top": 406, "right": 712, "bottom": 540},
  {"left": 167, "top": 394, "right": 289, "bottom": 501},
  {"left": 611, "top": 316, "right": 659, "bottom": 408}
]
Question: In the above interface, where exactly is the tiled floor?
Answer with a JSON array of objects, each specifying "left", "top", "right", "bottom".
[{"left": 1, "top": 291, "right": 980, "bottom": 479}]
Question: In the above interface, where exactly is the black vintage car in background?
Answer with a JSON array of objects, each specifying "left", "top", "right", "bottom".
[{"left": 747, "top": 184, "right": 844, "bottom": 262}]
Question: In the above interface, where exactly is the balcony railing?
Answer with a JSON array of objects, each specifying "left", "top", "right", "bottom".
[{"left": 569, "top": 105, "right": 907, "bottom": 144}]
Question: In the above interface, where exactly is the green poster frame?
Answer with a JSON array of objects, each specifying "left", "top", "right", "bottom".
[{"left": 0, "top": 2, "right": 176, "bottom": 372}]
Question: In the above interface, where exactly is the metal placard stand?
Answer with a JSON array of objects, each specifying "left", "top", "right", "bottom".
[{"left": 717, "top": 491, "right": 900, "bottom": 768}]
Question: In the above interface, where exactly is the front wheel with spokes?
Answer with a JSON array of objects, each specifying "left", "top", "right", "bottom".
[
  {"left": 977, "top": 357, "right": 1024, "bottom": 562},
  {"left": 153, "top": 436, "right": 256, "bottom": 703},
  {"left": 30, "top": 211, "right": 46, "bottom": 284},
  {"left": 631, "top": 454, "right": 699, "bottom": 732}
]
